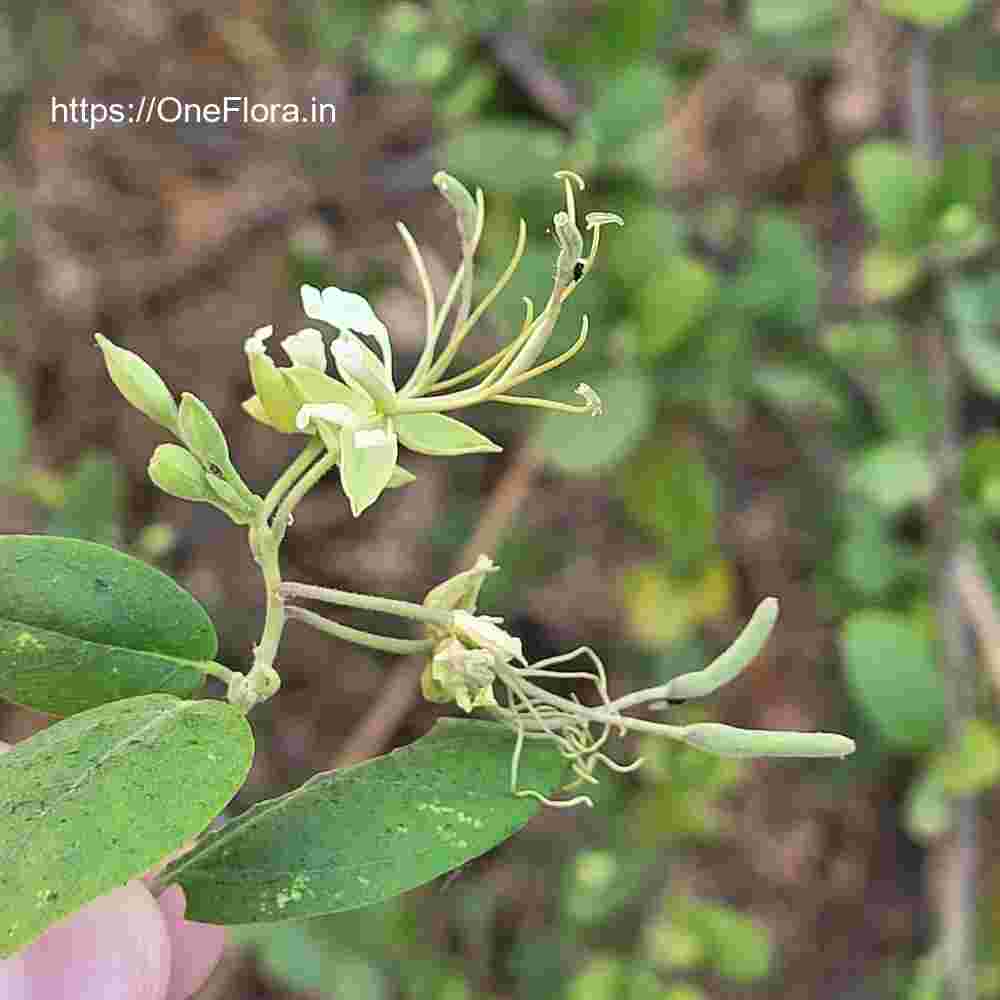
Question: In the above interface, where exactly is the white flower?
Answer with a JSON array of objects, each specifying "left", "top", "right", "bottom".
[
  {"left": 281, "top": 329, "right": 327, "bottom": 371},
  {"left": 300, "top": 284, "right": 393, "bottom": 382}
]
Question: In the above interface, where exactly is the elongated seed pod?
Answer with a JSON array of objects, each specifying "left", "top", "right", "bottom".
[
  {"left": 680, "top": 723, "right": 856, "bottom": 758},
  {"left": 662, "top": 597, "right": 779, "bottom": 701}
]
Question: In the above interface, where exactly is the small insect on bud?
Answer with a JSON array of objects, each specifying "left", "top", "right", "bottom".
[
  {"left": 95, "top": 334, "right": 179, "bottom": 434},
  {"left": 148, "top": 444, "right": 211, "bottom": 502},
  {"left": 573, "top": 260, "right": 586, "bottom": 282}
]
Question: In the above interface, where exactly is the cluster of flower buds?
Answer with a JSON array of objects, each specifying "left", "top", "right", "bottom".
[
  {"left": 239, "top": 170, "right": 620, "bottom": 516},
  {"left": 417, "top": 562, "right": 856, "bottom": 808},
  {"left": 94, "top": 335, "right": 262, "bottom": 525}
]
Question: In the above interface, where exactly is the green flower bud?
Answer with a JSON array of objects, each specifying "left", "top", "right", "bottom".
[
  {"left": 433, "top": 171, "right": 479, "bottom": 246},
  {"left": 95, "top": 334, "right": 178, "bottom": 434},
  {"left": 178, "top": 393, "right": 231, "bottom": 473},
  {"left": 680, "top": 723, "right": 856, "bottom": 759},
  {"left": 148, "top": 444, "right": 211, "bottom": 501}
]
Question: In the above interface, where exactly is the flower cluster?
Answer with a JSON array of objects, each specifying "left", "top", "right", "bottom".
[{"left": 240, "top": 171, "right": 620, "bottom": 516}]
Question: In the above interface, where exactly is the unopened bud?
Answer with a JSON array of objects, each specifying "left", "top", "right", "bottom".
[
  {"left": 95, "top": 334, "right": 178, "bottom": 434},
  {"left": 178, "top": 393, "right": 231, "bottom": 473},
  {"left": 148, "top": 444, "right": 211, "bottom": 501}
]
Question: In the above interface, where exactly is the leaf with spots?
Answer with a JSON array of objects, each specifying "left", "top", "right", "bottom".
[
  {"left": 155, "top": 719, "right": 567, "bottom": 924},
  {"left": 0, "top": 694, "right": 253, "bottom": 957},
  {"left": 0, "top": 535, "right": 218, "bottom": 715}
]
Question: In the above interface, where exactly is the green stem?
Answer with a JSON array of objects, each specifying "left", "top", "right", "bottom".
[
  {"left": 273, "top": 451, "right": 339, "bottom": 543},
  {"left": 279, "top": 581, "right": 454, "bottom": 628},
  {"left": 285, "top": 604, "right": 438, "bottom": 655},
  {"left": 196, "top": 660, "right": 239, "bottom": 684},
  {"left": 261, "top": 438, "right": 325, "bottom": 522}
]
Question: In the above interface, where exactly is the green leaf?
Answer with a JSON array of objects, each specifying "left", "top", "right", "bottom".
[
  {"left": 904, "top": 763, "right": 952, "bottom": 842},
  {"left": 534, "top": 369, "right": 654, "bottom": 475},
  {"left": 957, "top": 322, "right": 1000, "bottom": 398},
  {"left": 835, "top": 505, "right": 908, "bottom": 598},
  {"left": 620, "top": 439, "right": 719, "bottom": 576},
  {"left": 0, "top": 535, "right": 216, "bottom": 715},
  {"left": 234, "top": 923, "right": 388, "bottom": 998},
  {"left": 735, "top": 212, "right": 820, "bottom": 329},
  {"left": 840, "top": 611, "right": 947, "bottom": 751},
  {"left": 0, "top": 369, "right": 29, "bottom": 488},
  {"left": 861, "top": 245, "right": 924, "bottom": 301},
  {"left": 47, "top": 452, "right": 124, "bottom": 545},
  {"left": 157, "top": 718, "right": 566, "bottom": 924},
  {"left": 753, "top": 363, "right": 846, "bottom": 419},
  {"left": 395, "top": 412, "right": 502, "bottom": 457},
  {"left": 637, "top": 255, "right": 717, "bottom": 357},
  {"left": 938, "top": 719, "right": 1000, "bottom": 794},
  {"left": 581, "top": 63, "right": 672, "bottom": 159},
  {"left": 849, "top": 143, "right": 937, "bottom": 248},
  {"left": 0, "top": 694, "right": 253, "bottom": 957},
  {"left": 879, "top": 0, "right": 973, "bottom": 26},
  {"left": 441, "top": 123, "right": 567, "bottom": 194},
  {"left": 339, "top": 424, "right": 399, "bottom": 517},
  {"left": 848, "top": 442, "right": 934, "bottom": 513},
  {"left": 750, "top": 0, "right": 838, "bottom": 34},
  {"left": 683, "top": 902, "right": 772, "bottom": 983}
]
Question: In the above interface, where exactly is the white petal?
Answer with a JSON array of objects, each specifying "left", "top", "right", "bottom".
[
  {"left": 300, "top": 285, "right": 325, "bottom": 321},
  {"left": 354, "top": 425, "right": 392, "bottom": 449},
  {"left": 244, "top": 324, "right": 273, "bottom": 356},
  {"left": 319, "top": 286, "right": 388, "bottom": 341},
  {"left": 331, "top": 334, "right": 396, "bottom": 412},
  {"left": 295, "top": 402, "right": 361, "bottom": 432},
  {"left": 282, "top": 329, "right": 327, "bottom": 371},
  {"left": 453, "top": 611, "right": 525, "bottom": 663}
]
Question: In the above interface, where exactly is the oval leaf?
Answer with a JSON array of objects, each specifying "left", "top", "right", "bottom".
[
  {"left": 0, "top": 619, "right": 211, "bottom": 717},
  {"left": 0, "top": 535, "right": 217, "bottom": 715},
  {"left": 0, "top": 369, "right": 29, "bottom": 489},
  {"left": 841, "top": 611, "right": 947, "bottom": 751},
  {"left": 157, "top": 718, "right": 566, "bottom": 924},
  {"left": 0, "top": 694, "right": 253, "bottom": 957},
  {"left": 395, "top": 412, "right": 502, "bottom": 457}
]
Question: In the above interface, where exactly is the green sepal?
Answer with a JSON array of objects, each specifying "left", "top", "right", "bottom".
[
  {"left": 395, "top": 412, "right": 502, "bottom": 456},
  {"left": 387, "top": 465, "right": 416, "bottom": 489}
]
